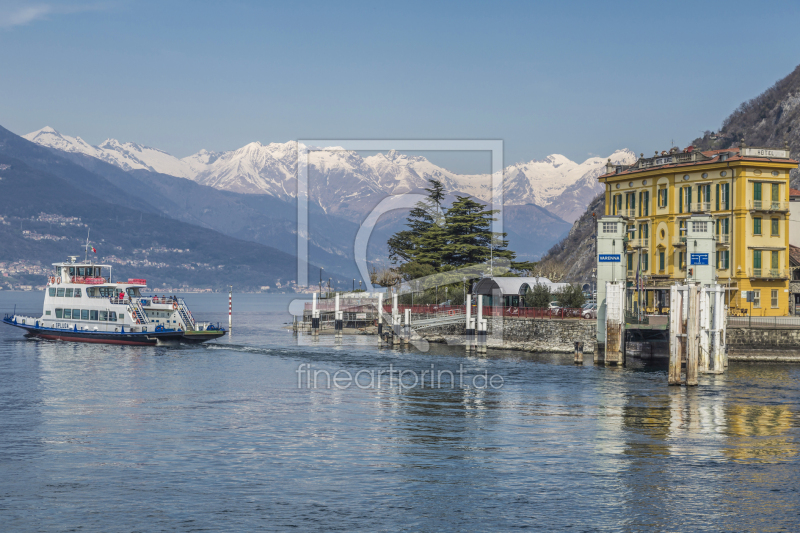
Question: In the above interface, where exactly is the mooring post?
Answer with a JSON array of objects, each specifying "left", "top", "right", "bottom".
[
  {"left": 334, "top": 293, "right": 342, "bottom": 339},
  {"left": 312, "top": 292, "right": 319, "bottom": 336},
  {"left": 574, "top": 341, "right": 584, "bottom": 364},
  {"left": 392, "top": 293, "right": 400, "bottom": 345},
  {"left": 476, "top": 295, "right": 484, "bottom": 353},
  {"left": 686, "top": 284, "right": 699, "bottom": 386},
  {"left": 465, "top": 294, "right": 473, "bottom": 352},
  {"left": 668, "top": 285, "right": 682, "bottom": 385},
  {"left": 377, "top": 292, "right": 384, "bottom": 344},
  {"left": 404, "top": 308, "right": 411, "bottom": 344}
]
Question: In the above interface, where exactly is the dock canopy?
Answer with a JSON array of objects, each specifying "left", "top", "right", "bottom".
[{"left": 473, "top": 277, "right": 570, "bottom": 307}]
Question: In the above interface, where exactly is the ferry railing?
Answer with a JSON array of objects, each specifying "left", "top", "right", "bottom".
[{"left": 70, "top": 276, "right": 107, "bottom": 285}]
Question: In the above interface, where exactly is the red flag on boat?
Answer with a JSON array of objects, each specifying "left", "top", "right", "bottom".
[{"left": 91, "top": 247, "right": 96, "bottom": 253}]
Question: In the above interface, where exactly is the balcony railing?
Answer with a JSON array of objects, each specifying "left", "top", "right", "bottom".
[
  {"left": 672, "top": 236, "right": 687, "bottom": 247},
  {"left": 750, "top": 200, "right": 789, "bottom": 212},
  {"left": 749, "top": 268, "right": 789, "bottom": 279},
  {"left": 692, "top": 202, "right": 712, "bottom": 212},
  {"left": 715, "top": 234, "right": 730, "bottom": 245},
  {"left": 625, "top": 208, "right": 636, "bottom": 218}
]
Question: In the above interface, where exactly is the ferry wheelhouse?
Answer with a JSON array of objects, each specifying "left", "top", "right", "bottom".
[{"left": 2, "top": 257, "right": 226, "bottom": 345}]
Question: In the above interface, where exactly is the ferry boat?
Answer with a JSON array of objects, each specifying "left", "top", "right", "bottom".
[{"left": 2, "top": 256, "right": 226, "bottom": 346}]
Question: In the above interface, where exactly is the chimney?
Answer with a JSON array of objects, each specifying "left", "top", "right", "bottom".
[{"left": 605, "top": 158, "right": 614, "bottom": 174}]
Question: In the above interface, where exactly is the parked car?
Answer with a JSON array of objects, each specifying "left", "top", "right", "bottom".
[
  {"left": 582, "top": 303, "right": 597, "bottom": 319},
  {"left": 548, "top": 301, "right": 562, "bottom": 312}
]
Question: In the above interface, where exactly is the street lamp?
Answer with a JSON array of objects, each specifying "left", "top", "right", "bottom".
[
  {"left": 320, "top": 268, "right": 323, "bottom": 299},
  {"left": 353, "top": 278, "right": 355, "bottom": 292},
  {"left": 328, "top": 277, "right": 332, "bottom": 297}
]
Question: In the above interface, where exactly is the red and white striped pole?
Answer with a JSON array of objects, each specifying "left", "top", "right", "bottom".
[{"left": 228, "top": 286, "right": 232, "bottom": 330}]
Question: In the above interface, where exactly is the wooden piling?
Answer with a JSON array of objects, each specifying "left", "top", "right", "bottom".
[
  {"left": 574, "top": 341, "right": 584, "bottom": 364},
  {"left": 668, "top": 285, "right": 682, "bottom": 385},
  {"left": 686, "top": 284, "right": 699, "bottom": 386}
]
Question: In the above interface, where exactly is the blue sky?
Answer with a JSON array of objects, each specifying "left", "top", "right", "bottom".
[{"left": 1, "top": 0, "right": 799, "bottom": 173}]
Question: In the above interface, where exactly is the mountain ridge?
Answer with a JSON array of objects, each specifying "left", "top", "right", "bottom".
[{"left": 24, "top": 126, "right": 635, "bottom": 223}]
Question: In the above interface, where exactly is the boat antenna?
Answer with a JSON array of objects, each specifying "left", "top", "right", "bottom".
[{"left": 83, "top": 229, "right": 91, "bottom": 263}]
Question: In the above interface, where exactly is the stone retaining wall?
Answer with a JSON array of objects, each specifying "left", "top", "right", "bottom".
[
  {"left": 417, "top": 317, "right": 596, "bottom": 353},
  {"left": 727, "top": 327, "right": 800, "bottom": 361}
]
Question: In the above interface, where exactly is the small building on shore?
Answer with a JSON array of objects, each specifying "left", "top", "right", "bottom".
[{"left": 473, "top": 276, "right": 570, "bottom": 307}]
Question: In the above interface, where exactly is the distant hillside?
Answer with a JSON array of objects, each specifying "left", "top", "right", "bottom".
[
  {"left": 537, "top": 193, "right": 603, "bottom": 283},
  {"left": 691, "top": 63, "right": 800, "bottom": 186},
  {"left": 0, "top": 139, "right": 334, "bottom": 291}
]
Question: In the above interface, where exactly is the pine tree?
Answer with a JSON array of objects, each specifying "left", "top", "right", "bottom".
[
  {"left": 387, "top": 179, "right": 446, "bottom": 265},
  {"left": 441, "top": 196, "right": 514, "bottom": 267}
]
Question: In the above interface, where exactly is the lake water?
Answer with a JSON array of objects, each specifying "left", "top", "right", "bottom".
[{"left": 1, "top": 291, "right": 800, "bottom": 531}]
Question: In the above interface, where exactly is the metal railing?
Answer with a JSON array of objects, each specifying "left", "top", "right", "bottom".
[
  {"left": 729, "top": 316, "right": 800, "bottom": 328},
  {"left": 748, "top": 268, "right": 788, "bottom": 279},
  {"left": 625, "top": 208, "right": 637, "bottom": 218},
  {"left": 70, "top": 276, "right": 107, "bottom": 285},
  {"left": 380, "top": 305, "right": 590, "bottom": 320},
  {"left": 750, "top": 200, "right": 789, "bottom": 211},
  {"left": 672, "top": 236, "right": 687, "bottom": 246},
  {"left": 692, "top": 202, "right": 712, "bottom": 212},
  {"left": 715, "top": 234, "right": 730, "bottom": 244}
]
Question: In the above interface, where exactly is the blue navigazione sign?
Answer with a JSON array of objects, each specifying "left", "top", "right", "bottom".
[
  {"left": 598, "top": 254, "right": 621, "bottom": 263},
  {"left": 690, "top": 253, "right": 709, "bottom": 266}
]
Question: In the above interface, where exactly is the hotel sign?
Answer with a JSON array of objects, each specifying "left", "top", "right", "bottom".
[{"left": 741, "top": 147, "right": 789, "bottom": 159}]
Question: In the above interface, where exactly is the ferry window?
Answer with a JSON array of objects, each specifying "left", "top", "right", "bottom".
[
  {"left": 49, "top": 288, "right": 55, "bottom": 297},
  {"left": 72, "top": 309, "right": 80, "bottom": 319},
  {"left": 109, "top": 312, "right": 117, "bottom": 322},
  {"left": 77, "top": 267, "right": 85, "bottom": 277},
  {"left": 69, "top": 267, "right": 75, "bottom": 276},
  {"left": 65, "top": 288, "right": 73, "bottom": 297},
  {"left": 55, "top": 308, "right": 63, "bottom": 319},
  {"left": 87, "top": 287, "right": 98, "bottom": 297},
  {"left": 57, "top": 288, "right": 65, "bottom": 297},
  {"left": 90, "top": 310, "right": 98, "bottom": 321},
  {"left": 99, "top": 311, "right": 108, "bottom": 321},
  {"left": 74, "top": 289, "right": 81, "bottom": 297},
  {"left": 81, "top": 310, "right": 89, "bottom": 320},
  {"left": 45, "top": 310, "right": 51, "bottom": 316},
  {"left": 63, "top": 309, "right": 71, "bottom": 319},
  {"left": 95, "top": 268, "right": 101, "bottom": 277}
]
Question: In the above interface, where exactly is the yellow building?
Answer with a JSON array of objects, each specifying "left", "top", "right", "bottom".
[{"left": 598, "top": 143, "right": 798, "bottom": 317}]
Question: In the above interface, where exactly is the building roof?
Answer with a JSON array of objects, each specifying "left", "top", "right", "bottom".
[
  {"left": 473, "top": 276, "right": 570, "bottom": 296},
  {"left": 790, "top": 245, "right": 800, "bottom": 267},
  {"left": 790, "top": 188, "right": 800, "bottom": 198},
  {"left": 599, "top": 146, "right": 798, "bottom": 180}
]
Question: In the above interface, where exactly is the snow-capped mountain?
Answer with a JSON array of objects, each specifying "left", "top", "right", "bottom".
[
  {"left": 24, "top": 126, "right": 635, "bottom": 222},
  {"left": 23, "top": 127, "right": 196, "bottom": 178}
]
